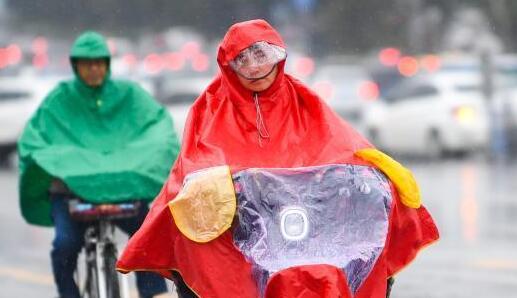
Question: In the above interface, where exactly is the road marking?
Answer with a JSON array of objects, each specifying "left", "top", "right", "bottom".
[{"left": 0, "top": 266, "right": 53, "bottom": 286}]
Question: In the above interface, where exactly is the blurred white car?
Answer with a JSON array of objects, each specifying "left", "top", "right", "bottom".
[
  {"left": 311, "top": 62, "right": 379, "bottom": 132},
  {"left": 363, "top": 71, "right": 489, "bottom": 157},
  {"left": 0, "top": 75, "right": 60, "bottom": 164},
  {"left": 157, "top": 76, "right": 211, "bottom": 139},
  {"left": 0, "top": 82, "right": 32, "bottom": 162}
]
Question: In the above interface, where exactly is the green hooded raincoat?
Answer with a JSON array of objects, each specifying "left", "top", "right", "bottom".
[{"left": 18, "top": 31, "right": 180, "bottom": 226}]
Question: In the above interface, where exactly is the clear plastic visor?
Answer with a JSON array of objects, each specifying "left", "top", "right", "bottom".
[{"left": 230, "top": 41, "right": 286, "bottom": 80}]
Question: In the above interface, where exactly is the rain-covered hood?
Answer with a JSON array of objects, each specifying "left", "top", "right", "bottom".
[
  {"left": 216, "top": 19, "right": 287, "bottom": 104},
  {"left": 70, "top": 31, "right": 111, "bottom": 60},
  {"left": 70, "top": 31, "right": 111, "bottom": 87}
]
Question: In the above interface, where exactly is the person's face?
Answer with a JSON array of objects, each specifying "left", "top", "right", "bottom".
[
  {"left": 236, "top": 64, "right": 278, "bottom": 92},
  {"left": 75, "top": 59, "right": 108, "bottom": 87}
]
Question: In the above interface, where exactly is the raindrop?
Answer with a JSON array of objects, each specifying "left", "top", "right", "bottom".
[{"left": 359, "top": 183, "right": 371, "bottom": 194}]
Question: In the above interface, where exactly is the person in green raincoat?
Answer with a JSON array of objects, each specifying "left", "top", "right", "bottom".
[{"left": 18, "top": 31, "right": 180, "bottom": 298}]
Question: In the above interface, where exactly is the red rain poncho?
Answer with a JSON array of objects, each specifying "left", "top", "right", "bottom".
[{"left": 117, "top": 19, "right": 438, "bottom": 298}]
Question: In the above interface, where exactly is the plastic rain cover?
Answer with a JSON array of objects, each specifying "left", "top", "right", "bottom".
[{"left": 232, "top": 164, "right": 393, "bottom": 295}]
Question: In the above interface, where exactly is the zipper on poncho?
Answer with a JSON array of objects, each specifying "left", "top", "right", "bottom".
[{"left": 253, "top": 92, "right": 270, "bottom": 147}]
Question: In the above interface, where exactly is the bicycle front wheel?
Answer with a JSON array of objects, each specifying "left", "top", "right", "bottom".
[
  {"left": 103, "top": 243, "right": 121, "bottom": 298},
  {"left": 84, "top": 247, "right": 100, "bottom": 298}
]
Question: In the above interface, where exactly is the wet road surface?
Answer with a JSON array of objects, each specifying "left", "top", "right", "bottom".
[{"left": 1, "top": 157, "right": 517, "bottom": 297}]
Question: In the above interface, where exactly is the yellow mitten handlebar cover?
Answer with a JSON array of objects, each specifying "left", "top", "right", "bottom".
[
  {"left": 355, "top": 148, "right": 421, "bottom": 208},
  {"left": 169, "top": 166, "right": 236, "bottom": 243}
]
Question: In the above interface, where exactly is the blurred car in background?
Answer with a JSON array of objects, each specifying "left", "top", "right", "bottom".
[
  {"left": 311, "top": 59, "right": 379, "bottom": 132},
  {"left": 0, "top": 81, "right": 32, "bottom": 164},
  {"left": 155, "top": 75, "right": 211, "bottom": 139},
  {"left": 0, "top": 73, "right": 61, "bottom": 165},
  {"left": 363, "top": 70, "right": 489, "bottom": 157}
]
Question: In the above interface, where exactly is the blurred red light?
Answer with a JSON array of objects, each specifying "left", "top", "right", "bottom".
[
  {"left": 32, "top": 37, "right": 48, "bottom": 54},
  {"left": 294, "top": 57, "right": 315, "bottom": 77},
  {"left": 420, "top": 55, "right": 441, "bottom": 73},
  {"left": 398, "top": 56, "right": 419, "bottom": 77},
  {"left": 0, "top": 48, "right": 8, "bottom": 69},
  {"left": 164, "top": 52, "right": 186, "bottom": 71},
  {"left": 182, "top": 41, "right": 201, "bottom": 59},
  {"left": 144, "top": 54, "right": 164, "bottom": 74},
  {"left": 6, "top": 44, "right": 22, "bottom": 65},
  {"left": 122, "top": 54, "right": 138, "bottom": 67},
  {"left": 379, "top": 48, "right": 401, "bottom": 67},
  {"left": 358, "top": 81, "right": 379, "bottom": 101},
  {"left": 313, "top": 81, "right": 334, "bottom": 101},
  {"left": 33, "top": 53, "right": 49, "bottom": 69},
  {"left": 192, "top": 53, "right": 210, "bottom": 72}
]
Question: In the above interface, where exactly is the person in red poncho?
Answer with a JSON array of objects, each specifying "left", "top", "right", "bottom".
[{"left": 117, "top": 19, "right": 439, "bottom": 298}]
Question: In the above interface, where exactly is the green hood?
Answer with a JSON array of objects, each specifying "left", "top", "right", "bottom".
[
  {"left": 70, "top": 31, "right": 111, "bottom": 60},
  {"left": 70, "top": 31, "right": 112, "bottom": 86}
]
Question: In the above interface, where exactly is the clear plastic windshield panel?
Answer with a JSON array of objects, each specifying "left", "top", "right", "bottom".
[{"left": 232, "top": 165, "right": 393, "bottom": 295}]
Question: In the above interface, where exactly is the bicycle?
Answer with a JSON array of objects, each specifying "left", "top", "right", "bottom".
[{"left": 68, "top": 199, "right": 142, "bottom": 298}]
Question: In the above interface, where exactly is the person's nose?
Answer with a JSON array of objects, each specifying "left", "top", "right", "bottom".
[
  {"left": 248, "top": 66, "right": 261, "bottom": 77},
  {"left": 90, "top": 63, "right": 100, "bottom": 71}
]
